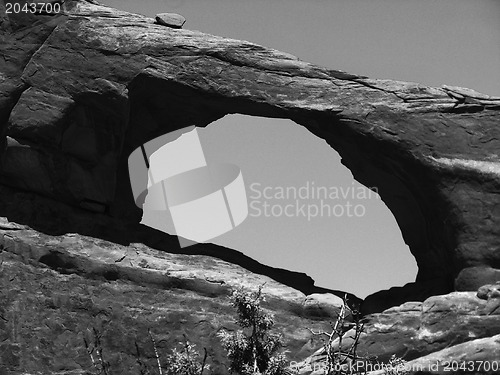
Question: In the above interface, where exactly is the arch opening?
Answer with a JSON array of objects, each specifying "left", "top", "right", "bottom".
[
  {"left": 197, "top": 114, "right": 418, "bottom": 299},
  {"left": 0, "top": 73, "right": 458, "bottom": 313},
  {"left": 116, "top": 76, "right": 457, "bottom": 312}
]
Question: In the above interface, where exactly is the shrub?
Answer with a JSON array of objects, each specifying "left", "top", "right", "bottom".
[
  {"left": 385, "top": 354, "right": 409, "bottom": 375},
  {"left": 164, "top": 340, "right": 209, "bottom": 375},
  {"left": 218, "top": 286, "right": 291, "bottom": 375}
]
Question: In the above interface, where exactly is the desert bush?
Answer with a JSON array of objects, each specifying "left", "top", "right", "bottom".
[
  {"left": 385, "top": 354, "right": 409, "bottom": 375},
  {"left": 81, "top": 287, "right": 408, "bottom": 375},
  {"left": 218, "top": 286, "right": 291, "bottom": 375},
  {"left": 164, "top": 339, "right": 209, "bottom": 375}
]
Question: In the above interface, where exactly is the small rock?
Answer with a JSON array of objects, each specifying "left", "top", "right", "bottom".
[
  {"left": 155, "top": 13, "right": 186, "bottom": 29},
  {"left": 477, "top": 283, "right": 500, "bottom": 300}
]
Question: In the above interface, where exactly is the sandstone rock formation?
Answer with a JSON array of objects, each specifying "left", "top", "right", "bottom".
[
  {"left": 1, "top": 1, "right": 499, "bottom": 313},
  {"left": 477, "top": 282, "right": 500, "bottom": 301},
  {"left": 297, "top": 291, "right": 500, "bottom": 374},
  {"left": 1, "top": 1, "right": 500, "bottom": 373},
  {"left": 4, "top": 217, "right": 500, "bottom": 373},
  {"left": 0, "top": 220, "right": 336, "bottom": 373},
  {"left": 303, "top": 293, "right": 345, "bottom": 319},
  {"left": 155, "top": 13, "right": 186, "bottom": 29}
]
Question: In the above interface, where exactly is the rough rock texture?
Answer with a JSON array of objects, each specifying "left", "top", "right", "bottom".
[
  {"left": 155, "top": 13, "right": 186, "bottom": 28},
  {"left": 297, "top": 292, "right": 500, "bottom": 374},
  {"left": 5, "top": 215, "right": 499, "bottom": 374},
  {"left": 1, "top": 1, "right": 500, "bottom": 373},
  {"left": 477, "top": 282, "right": 500, "bottom": 300},
  {"left": 0, "top": 220, "right": 335, "bottom": 374},
  {"left": 403, "top": 334, "right": 500, "bottom": 375},
  {"left": 1, "top": 1, "right": 499, "bottom": 314},
  {"left": 0, "top": 183, "right": 357, "bottom": 304},
  {"left": 303, "top": 293, "right": 345, "bottom": 318},
  {"left": 338, "top": 335, "right": 500, "bottom": 375}
]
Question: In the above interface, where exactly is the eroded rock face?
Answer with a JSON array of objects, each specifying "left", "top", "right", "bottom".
[
  {"left": 303, "top": 293, "right": 345, "bottom": 319},
  {"left": 0, "top": 184, "right": 356, "bottom": 303},
  {"left": 477, "top": 282, "right": 500, "bottom": 300},
  {"left": 404, "top": 334, "right": 500, "bottom": 375},
  {"left": 0, "top": 220, "right": 335, "bottom": 374},
  {"left": 296, "top": 292, "right": 500, "bottom": 374},
  {"left": 155, "top": 13, "right": 186, "bottom": 28},
  {"left": 1, "top": 3, "right": 500, "bottom": 372},
  {"left": 1, "top": 0, "right": 500, "bottom": 313},
  {"left": 3, "top": 218, "right": 499, "bottom": 375}
]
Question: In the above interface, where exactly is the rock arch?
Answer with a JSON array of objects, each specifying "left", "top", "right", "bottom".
[
  {"left": 182, "top": 113, "right": 419, "bottom": 299},
  {"left": 1, "top": 1, "right": 500, "bottom": 312}
]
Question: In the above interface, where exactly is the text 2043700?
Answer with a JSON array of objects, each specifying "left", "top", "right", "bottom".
[{"left": 5, "top": 2, "right": 62, "bottom": 14}]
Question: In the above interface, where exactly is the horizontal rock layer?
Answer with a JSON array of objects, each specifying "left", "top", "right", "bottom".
[
  {"left": 0, "top": 219, "right": 341, "bottom": 374},
  {"left": 4, "top": 220, "right": 499, "bottom": 374},
  {"left": 0, "top": 0, "right": 499, "bottom": 329},
  {"left": 298, "top": 290, "right": 500, "bottom": 374}
]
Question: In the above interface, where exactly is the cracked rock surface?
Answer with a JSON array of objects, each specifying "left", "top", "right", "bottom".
[
  {"left": 297, "top": 292, "right": 500, "bottom": 374},
  {"left": 3, "top": 217, "right": 500, "bottom": 374},
  {"left": 1, "top": 1, "right": 500, "bottom": 373},
  {"left": 0, "top": 219, "right": 338, "bottom": 374},
  {"left": 1, "top": 1, "right": 499, "bottom": 307}
]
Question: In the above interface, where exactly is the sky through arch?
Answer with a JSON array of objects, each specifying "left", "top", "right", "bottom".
[
  {"left": 102, "top": 0, "right": 500, "bottom": 297},
  {"left": 199, "top": 115, "right": 417, "bottom": 298}
]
